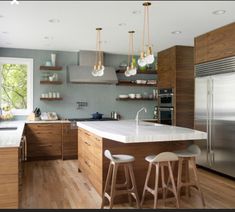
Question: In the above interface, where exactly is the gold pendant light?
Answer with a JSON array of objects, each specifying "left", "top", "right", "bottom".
[
  {"left": 125, "top": 31, "right": 137, "bottom": 77},
  {"left": 92, "top": 27, "right": 105, "bottom": 77},
  {"left": 137, "top": 2, "right": 154, "bottom": 67}
]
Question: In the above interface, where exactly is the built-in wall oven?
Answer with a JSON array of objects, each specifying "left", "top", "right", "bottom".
[{"left": 158, "top": 88, "right": 174, "bottom": 125}]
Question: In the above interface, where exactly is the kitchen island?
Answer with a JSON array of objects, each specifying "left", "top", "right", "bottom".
[{"left": 77, "top": 120, "right": 207, "bottom": 202}]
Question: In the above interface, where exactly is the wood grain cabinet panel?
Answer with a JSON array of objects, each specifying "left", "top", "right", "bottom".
[
  {"left": 0, "top": 148, "right": 19, "bottom": 208},
  {"left": 26, "top": 123, "right": 62, "bottom": 160},
  {"left": 78, "top": 128, "right": 103, "bottom": 194},
  {"left": 195, "top": 22, "right": 235, "bottom": 64},
  {"left": 62, "top": 123, "right": 78, "bottom": 160},
  {"left": 157, "top": 46, "right": 194, "bottom": 129}
]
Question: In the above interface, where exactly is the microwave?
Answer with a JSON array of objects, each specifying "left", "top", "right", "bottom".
[{"left": 159, "top": 88, "right": 174, "bottom": 107}]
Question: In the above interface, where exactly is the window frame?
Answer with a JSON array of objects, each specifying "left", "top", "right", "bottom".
[{"left": 0, "top": 57, "right": 34, "bottom": 115}]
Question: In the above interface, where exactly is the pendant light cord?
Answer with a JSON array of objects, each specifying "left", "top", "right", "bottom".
[
  {"left": 128, "top": 32, "right": 131, "bottom": 68},
  {"left": 147, "top": 4, "right": 150, "bottom": 47},
  {"left": 95, "top": 29, "right": 99, "bottom": 67},
  {"left": 142, "top": 5, "right": 147, "bottom": 54},
  {"left": 131, "top": 32, "right": 134, "bottom": 64}
]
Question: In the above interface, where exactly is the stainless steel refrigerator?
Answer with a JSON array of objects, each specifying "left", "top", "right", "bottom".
[{"left": 194, "top": 56, "right": 235, "bottom": 178}]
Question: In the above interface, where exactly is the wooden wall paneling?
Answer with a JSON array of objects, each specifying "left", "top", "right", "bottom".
[{"left": 175, "top": 46, "right": 195, "bottom": 129}]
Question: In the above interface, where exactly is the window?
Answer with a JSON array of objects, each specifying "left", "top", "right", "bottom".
[{"left": 0, "top": 57, "right": 33, "bottom": 115}]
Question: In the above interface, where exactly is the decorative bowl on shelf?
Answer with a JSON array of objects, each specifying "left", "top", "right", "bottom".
[
  {"left": 128, "top": 93, "right": 135, "bottom": 99},
  {"left": 119, "top": 94, "right": 129, "bottom": 99}
]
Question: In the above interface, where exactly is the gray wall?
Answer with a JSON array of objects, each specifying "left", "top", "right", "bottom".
[{"left": 0, "top": 48, "right": 157, "bottom": 119}]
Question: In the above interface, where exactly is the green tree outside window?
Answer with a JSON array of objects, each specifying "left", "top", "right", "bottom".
[{"left": 0, "top": 64, "right": 27, "bottom": 109}]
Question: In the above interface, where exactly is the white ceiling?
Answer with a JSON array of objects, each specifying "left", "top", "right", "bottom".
[{"left": 0, "top": 1, "right": 235, "bottom": 55}]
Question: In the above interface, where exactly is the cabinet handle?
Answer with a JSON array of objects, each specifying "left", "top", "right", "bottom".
[
  {"left": 84, "top": 132, "right": 90, "bottom": 137},
  {"left": 38, "top": 144, "right": 52, "bottom": 147},
  {"left": 84, "top": 141, "right": 91, "bottom": 146},
  {"left": 85, "top": 160, "right": 91, "bottom": 168}
]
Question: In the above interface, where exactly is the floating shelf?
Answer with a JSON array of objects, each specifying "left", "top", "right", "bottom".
[
  {"left": 40, "top": 66, "right": 63, "bottom": 71},
  {"left": 40, "top": 80, "right": 63, "bottom": 85},
  {"left": 40, "top": 98, "right": 63, "bottom": 101},
  {"left": 116, "top": 98, "right": 156, "bottom": 101},
  {"left": 116, "top": 69, "right": 156, "bottom": 74},
  {"left": 116, "top": 81, "right": 157, "bottom": 87}
]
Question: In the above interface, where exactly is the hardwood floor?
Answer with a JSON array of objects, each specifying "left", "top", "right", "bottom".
[{"left": 21, "top": 160, "right": 235, "bottom": 209}]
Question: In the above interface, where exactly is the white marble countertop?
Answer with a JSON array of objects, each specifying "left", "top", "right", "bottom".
[
  {"left": 0, "top": 121, "right": 25, "bottom": 148},
  {"left": 77, "top": 120, "right": 207, "bottom": 143},
  {"left": 0, "top": 119, "right": 71, "bottom": 148}
]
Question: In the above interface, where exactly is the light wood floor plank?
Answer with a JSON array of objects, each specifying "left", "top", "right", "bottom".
[{"left": 21, "top": 160, "right": 235, "bottom": 209}]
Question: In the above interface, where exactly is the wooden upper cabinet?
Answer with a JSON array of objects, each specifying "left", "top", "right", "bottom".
[
  {"left": 157, "top": 46, "right": 176, "bottom": 89},
  {"left": 195, "top": 22, "right": 235, "bottom": 64},
  {"left": 194, "top": 34, "right": 208, "bottom": 64}
]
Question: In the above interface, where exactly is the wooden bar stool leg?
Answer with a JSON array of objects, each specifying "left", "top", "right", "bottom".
[
  {"left": 124, "top": 164, "right": 132, "bottom": 206},
  {"left": 160, "top": 165, "right": 166, "bottom": 206},
  {"left": 168, "top": 161, "right": 179, "bottom": 208},
  {"left": 153, "top": 163, "right": 160, "bottom": 209},
  {"left": 185, "top": 159, "right": 190, "bottom": 198},
  {"left": 141, "top": 163, "right": 152, "bottom": 207},
  {"left": 128, "top": 163, "right": 140, "bottom": 208},
  {"left": 191, "top": 157, "right": 206, "bottom": 207},
  {"left": 101, "top": 162, "right": 113, "bottom": 209},
  {"left": 166, "top": 161, "right": 176, "bottom": 198},
  {"left": 177, "top": 158, "right": 183, "bottom": 203},
  {"left": 109, "top": 163, "right": 119, "bottom": 209}
]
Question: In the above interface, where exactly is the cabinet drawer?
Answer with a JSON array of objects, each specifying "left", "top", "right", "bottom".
[
  {"left": 79, "top": 156, "right": 102, "bottom": 193},
  {"left": 78, "top": 134, "right": 102, "bottom": 162},
  {"left": 27, "top": 142, "right": 61, "bottom": 157}
]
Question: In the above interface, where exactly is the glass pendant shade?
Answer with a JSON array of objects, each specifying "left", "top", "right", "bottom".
[
  {"left": 126, "top": 30, "right": 137, "bottom": 76},
  {"left": 138, "top": 2, "right": 155, "bottom": 67}
]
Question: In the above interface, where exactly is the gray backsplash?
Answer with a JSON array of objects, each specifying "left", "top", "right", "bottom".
[{"left": 0, "top": 48, "right": 157, "bottom": 120}]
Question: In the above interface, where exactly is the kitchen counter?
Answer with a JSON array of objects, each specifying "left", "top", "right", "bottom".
[
  {"left": 26, "top": 120, "right": 71, "bottom": 124},
  {"left": 77, "top": 120, "right": 207, "bottom": 143},
  {"left": 0, "top": 121, "right": 25, "bottom": 148}
]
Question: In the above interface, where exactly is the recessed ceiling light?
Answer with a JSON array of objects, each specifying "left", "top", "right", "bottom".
[
  {"left": 132, "top": 10, "right": 141, "bottom": 15},
  {"left": 44, "top": 36, "right": 53, "bottom": 40},
  {"left": 2, "top": 31, "right": 8, "bottom": 34},
  {"left": 0, "top": 15, "right": 4, "bottom": 18},
  {"left": 11, "top": 0, "right": 19, "bottom": 5},
  {"left": 118, "top": 23, "right": 126, "bottom": 27},
  {"left": 212, "top": 10, "right": 226, "bottom": 15},
  {"left": 171, "top": 30, "right": 182, "bottom": 35},
  {"left": 48, "top": 19, "right": 60, "bottom": 23},
  {"left": 100, "top": 40, "right": 108, "bottom": 44}
]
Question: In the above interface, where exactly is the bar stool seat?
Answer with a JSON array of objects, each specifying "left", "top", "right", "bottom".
[
  {"left": 110, "top": 154, "right": 135, "bottom": 163},
  {"left": 173, "top": 144, "right": 205, "bottom": 207},
  {"left": 101, "top": 150, "right": 140, "bottom": 209},
  {"left": 141, "top": 152, "right": 179, "bottom": 208}
]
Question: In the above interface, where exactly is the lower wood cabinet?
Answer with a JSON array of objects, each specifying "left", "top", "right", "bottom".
[
  {"left": 26, "top": 122, "right": 78, "bottom": 161},
  {"left": 0, "top": 147, "right": 20, "bottom": 208},
  {"left": 62, "top": 123, "right": 78, "bottom": 160},
  {"left": 78, "top": 128, "right": 103, "bottom": 194},
  {"left": 26, "top": 123, "right": 62, "bottom": 160}
]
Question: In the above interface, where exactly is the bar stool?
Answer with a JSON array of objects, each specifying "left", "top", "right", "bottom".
[
  {"left": 174, "top": 144, "right": 205, "bottom": 207},
  {"left": 101, "top": 150, "right": 140, "bottom": 209},
  {"left": 141, "top": 152, "right": 179, "bottom": 208}
]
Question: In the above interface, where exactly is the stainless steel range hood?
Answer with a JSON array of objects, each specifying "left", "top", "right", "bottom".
[{"left": 68, "top": 50, "right": 118, "bottom": 84}]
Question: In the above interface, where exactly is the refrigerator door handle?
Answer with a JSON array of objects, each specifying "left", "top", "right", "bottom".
[
  {"left": 211, "top": 78, "right": 215, "bottom": 164},
  {"left": 206, "top": 78, "right": 210, "bottom": 165}
]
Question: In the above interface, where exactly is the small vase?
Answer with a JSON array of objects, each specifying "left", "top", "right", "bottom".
[{"left": 51, "top": 53, "right": 56, "bottom": 66}]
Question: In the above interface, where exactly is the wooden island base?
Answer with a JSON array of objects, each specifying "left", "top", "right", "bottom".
[{"left": 78, "top": 128, "right": 189, "bottom": 204}]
